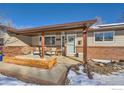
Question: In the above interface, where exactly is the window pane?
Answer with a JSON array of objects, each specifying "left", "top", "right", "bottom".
[
  {"left": 95, "top": 33, "right": 103, "bottom": 41},
  {"left": 45, "top": 37, "right": 51, "bottom": 45},
  {"left": 104, "top": 32, "right": 113, "bottom": 41},
  {"left": 51, "top": 37, "right": 55, "bottom": 45}
]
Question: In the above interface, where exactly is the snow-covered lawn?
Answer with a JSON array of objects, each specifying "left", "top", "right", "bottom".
[
  {"left": 0, "top": 74, "right": 35, "bottom": 85},
  {"left": 67, "top": 65, "right": 124, "bottom": 85}
]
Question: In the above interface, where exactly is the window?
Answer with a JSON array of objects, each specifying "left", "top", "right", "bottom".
[
  {"left": 104, "top": 32, "right": 113, "bottom": 41},
  {"left": 39, "top": 36, "right": 42, "bottom": 41},
  {"left": 45, "top": 36, "right": 56, "bottom": 46},
  {"left": 94, "top": 31, "right": 114, "bottom": 42},
  {"left": 78, "top": 40, "right": 82, "bottom": 45},
  {"left": 0, "top": 30, "right": 4, "bottom": 37},
  {"left": 95, "top": 33, "right": 103, "bottom": 41},
  {"left": 39, "top": 36, "right": 42, "bottom": 45}
]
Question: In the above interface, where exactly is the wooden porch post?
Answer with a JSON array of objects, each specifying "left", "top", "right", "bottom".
[
  {"left": 82, "top": 25, "right": 93, "bottom": 79},
  {"left": 83, "top": 26, "right": 88, "bottom": 63},
  {"left": 41, "top": 32, "right": 45, "bottom": 58}
]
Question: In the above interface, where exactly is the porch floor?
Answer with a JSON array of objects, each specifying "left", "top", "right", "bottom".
[{"left": 15, "top": 54, "right": 80, "bottom": 67}]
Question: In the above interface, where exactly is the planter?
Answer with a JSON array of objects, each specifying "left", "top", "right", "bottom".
[
  {"left": 4, "top": 57, "right": 57, "bottom": 69},
  {"left": 0, "top": 55, "right": 3, "bottom": 61}
]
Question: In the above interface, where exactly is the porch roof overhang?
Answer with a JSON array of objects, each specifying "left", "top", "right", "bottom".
[{"left": 7, "top": 19, "right": 97, "bottom": 36}]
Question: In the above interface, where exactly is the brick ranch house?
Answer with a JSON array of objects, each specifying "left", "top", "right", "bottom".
[{"left": 0, "top": 19, "right": 124, "bottom": 61}]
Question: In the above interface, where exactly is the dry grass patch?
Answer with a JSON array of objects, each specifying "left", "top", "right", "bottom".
[{"left": 88, "top": 60, "right": 124, "bottom": 75}]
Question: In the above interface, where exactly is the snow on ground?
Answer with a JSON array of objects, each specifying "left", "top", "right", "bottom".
[
  {"left": 0, "top": 74, "right": 35, "bottom": 85},
  {"left": 1, "top": 65, "right": 124, "bottom": 85},
  {"left": 67, "top": 65, "right": 124, "bottom": 85}
]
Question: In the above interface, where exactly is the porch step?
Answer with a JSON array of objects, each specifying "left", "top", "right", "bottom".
[{"left": 66, "top": 56, "right": 83, "bottom": 63}]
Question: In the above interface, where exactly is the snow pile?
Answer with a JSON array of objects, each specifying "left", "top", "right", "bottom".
[
  {"left": 0, "top": 74, "right": 35, "bottom": 85},
  {"left": 67, "top": 65, "right": 124, "bottom": 85}
]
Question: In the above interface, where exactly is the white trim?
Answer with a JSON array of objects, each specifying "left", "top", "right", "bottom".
[
  {"left": 61, "top": 34, "right": 65, "bottom": 50},
  {"left": 94, "top": 31, "right": 115, "bottom": 44},
  {"left": 45, "top": 35, "right": 56, "bottom": 37},
  {"left": 67, "top": 34, "right": 76, "bottom": 55}
]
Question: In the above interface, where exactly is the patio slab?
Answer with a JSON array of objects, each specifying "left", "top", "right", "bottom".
[
  {"left": 57, "top": 56, "right": 81, "bottom": 67},
  {"left": 15, "top": 55, "right": 80, "bottom": 67},
  {"left": 0, "top": 62, "right": 68, "bottom": 85}
]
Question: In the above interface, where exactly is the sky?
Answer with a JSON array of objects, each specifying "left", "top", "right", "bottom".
[{"left": 0, "top": 3, "right": 124, "bottom": 28}]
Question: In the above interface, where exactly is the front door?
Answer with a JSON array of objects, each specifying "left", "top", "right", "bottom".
[{"left": 67, "top": 34, "right": 76, "bottom": 55}]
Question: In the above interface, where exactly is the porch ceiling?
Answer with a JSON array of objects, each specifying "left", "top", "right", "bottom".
[{"left": 7, "top": 19, "right": 97, "bottom": 36}]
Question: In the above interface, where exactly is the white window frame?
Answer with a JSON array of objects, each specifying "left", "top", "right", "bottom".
[
  {"left": 38, "top": 35, "right": 42, "bottom": 45},
  {"left": 0, "top": 30, "right": 4, "bottom": 37},
  {"left": 45, "top": 35, "right": 56, "bottom": 46},
  {"left": 94, "top": 31, "right": 115, "bottom": 43},
  {"left": 61, "top": 34, "right": 65, "bottom": 48}
]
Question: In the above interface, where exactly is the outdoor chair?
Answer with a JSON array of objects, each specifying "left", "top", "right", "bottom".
[
  {"left": 45, "top": 48, "right": 57, "bottom": 56},
  {"left": 33, "top": 47, "right": 41, "bottom": 56}
]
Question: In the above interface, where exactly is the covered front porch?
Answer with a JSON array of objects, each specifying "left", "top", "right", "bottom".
[
  {"left": 1, "top": 19, "right": 96, "bottom": 70},
  {"left": 0, "top": 19, "right": 97, "bottom": 85},
  {"left": 8, "top": 19, "right": 96, "bottom": 62}
]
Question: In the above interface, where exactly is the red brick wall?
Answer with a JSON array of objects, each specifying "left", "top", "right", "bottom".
[
  {"left": 2, "top": 46, "right": 61, "bottom": 57},
  {"left": 87, "top": 46, "right": 124, "bottom": 60},
  {"left": 76, "top": 46, "right": 83, "bottom": 53},
  {"left": 76, "top": 46, "right": 124, "bottom": 60},
  {"left": 3, "top": 46, "right": 124, "bottom": 60}
]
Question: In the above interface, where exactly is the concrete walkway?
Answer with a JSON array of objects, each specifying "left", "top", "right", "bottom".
[
  {"left": 0, "top": 62, "right": 68, "bottom": 85},
  {"left": 57, "top": 56, "right": 80, "bottom": 67}
]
